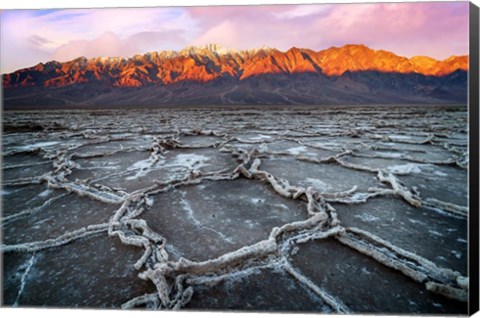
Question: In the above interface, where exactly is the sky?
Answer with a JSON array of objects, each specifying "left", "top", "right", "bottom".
[{"left": 0, "top": 1, "right": 470, "bottom": 73}]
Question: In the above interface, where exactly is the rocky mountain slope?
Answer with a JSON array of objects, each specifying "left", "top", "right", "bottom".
[{"left": 2, "top": 44, "right": 468, "bottom": 107}]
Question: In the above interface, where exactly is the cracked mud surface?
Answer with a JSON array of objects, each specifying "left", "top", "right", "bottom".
[{"left": 1, "top": 105, "right": 469, "bottom": 314}]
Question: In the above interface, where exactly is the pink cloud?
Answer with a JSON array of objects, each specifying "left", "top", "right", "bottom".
[
  {"left": 52, "top": 31, "right": 186, "bottom": 62},
  {"left": 308, "top": 2, "right": 469, "bottom": 58},
  {"left": 54, "top": 32, "right": 126, "bottom": 61},
  {"left": 187, "top": 5, "right": 293, "bottom": 23},
  {"left": 192, "top": 20, "right": 239, "bottom": 48},
  {"left": 1, "top": 2, "right": 470, "bottom": 73},
  {"left": 186, "top": 5, "right": 321, "bottom": 50},
  {"left": 186, "top": 2, "right": 469, "bottom": 59}
]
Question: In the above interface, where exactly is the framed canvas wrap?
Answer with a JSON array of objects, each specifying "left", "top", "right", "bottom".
[{"left": 0, "top": 0, "right": 479, "bottom": 316}]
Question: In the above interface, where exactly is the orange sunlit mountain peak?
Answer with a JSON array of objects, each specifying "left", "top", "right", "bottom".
[{"left": 3, "top": 44, "right": 468, "bottom": 89}]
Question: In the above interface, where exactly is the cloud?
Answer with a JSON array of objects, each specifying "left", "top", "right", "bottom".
[
  {"left": 191, "top": 20, "right": 239, "bottom": 48},
  {"left": 186, "top": 2, "right": 469, "bottom": 59},
  {"left": 1, "top": 2, "right": 470, "bottom": 73},
  {"left": 186, "top": 5, "right": 311, "bottom": 50},
  {"left": 272, "top": 5, "right": 333, "bottom": 19},
  {"left": 53, "top": 32, "right": 127, "bottom": 61},
  {"left": 27, "top": 34, "right": 53, "bottom": 47},
  {"left": 1, "top": 7, "right": 196, "bottom": 72},
  {"left": 52, "top": 30, "right": 187, "bottom": 61},
  {"left": 308, "top": 2, "right": 469, "bottom": 58},
  {"left": 127, "top": 30, "right": 188, "bottom": 52}
]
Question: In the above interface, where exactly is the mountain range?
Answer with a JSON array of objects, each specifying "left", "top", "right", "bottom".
[{"left": 2, "top": 44, "right": 468, "bottom": 108}]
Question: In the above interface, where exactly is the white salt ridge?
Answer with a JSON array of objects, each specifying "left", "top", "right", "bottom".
[
  {"left": 110, "top": 133, "right": 136, "bottom": 139},
  {"left": 180, "top": 196, "right": 203, "bottom": 228},
  {"left": 305, "top": 178, "right": 330, "bottom": 192},
  {"left": 451, "top": 250, "right": 462, "bottom": 259},
  {"left": 79, "top": 165, "right": 120, "bottom": 171},
  {"left": 126, "top": 158, "right": 156, "bottom": 180},
  {"left": 428, "top": 230, "right": 444, "bottom": 237},
  {"left": 348, "top": 193, "right": 377, "bottom": 202},
  {"left": 436, "top": 256, "right": 447, "bottom": 262},
  {"left": 311, "top": 142, "right": 341, "bottom": 150},
  {"left": 127, "top": 153, "right": 209, "bottom": 181},
  {"left": 386, "top": 163, "right": 422, "bottom": 174},
  {"left": 408, "top": 218, "right": 425, "bottom": 225},
  {"left": 404, "top": 164, "right": 448, "bottom": 177},
  {"left": 354, "top": 213, "right": 380, "bottom": 222},
  {"left": 251, "top": 198, "right": 264, "bottom": 205},
  {"left": 287, "top": 146, "right": 308, "bottom": 155},
  {"left": 187, "top": 262, "right": 267, "bottom": 287},
  {"left": 388, "top": 134, "right": 413, "bottom": 140},
  {"left": 243, "top": 220, "right": 256, "bottom": 229},
  {"left": 258, "top": 144, "right": 269, "bottom": 152},
  {"left": 18, "top": 141, "right": 59, "bottom": 151},
  {"left": 169, "top": 154, "right": 210, "bottom": 169},
  {"left": 14, "top": 254, "right": 36, "bottom": 306},
  {"left": 375, "top": 151, "right": 403, "bottom": 158},
  {"left": 128, "top": 159, "right": 153, "bottom": 171},
  {"left": 160, "top": 154, "right": 211, "bottom": 181},
  {"left": 247, "top": 134, "right": 273, "bottom": 141},
  {"left": 273, "top": 203, "right": 289, "bottom": 211},
  {"left": 424, "top": 205, "right": 466, "bottom": 220},
  {"left": 38, "top": 189, "right": 52, "bottom": 197},
  {"left": 379, "top": 142, "right": 398, "bottom": 147}
]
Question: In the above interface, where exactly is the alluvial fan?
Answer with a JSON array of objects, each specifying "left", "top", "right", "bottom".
[{"left": 1, "top": 105, "right": 469, "bottom": 314}]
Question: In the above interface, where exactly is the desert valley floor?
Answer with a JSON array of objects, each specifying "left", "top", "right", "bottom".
[{"left": 1, "top": 105, "right": 469, "bottom": 314}]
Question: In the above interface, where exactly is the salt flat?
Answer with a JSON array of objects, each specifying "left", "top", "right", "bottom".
[{"left": 1, "top": 105, "right": 469, "bottom": 314}]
